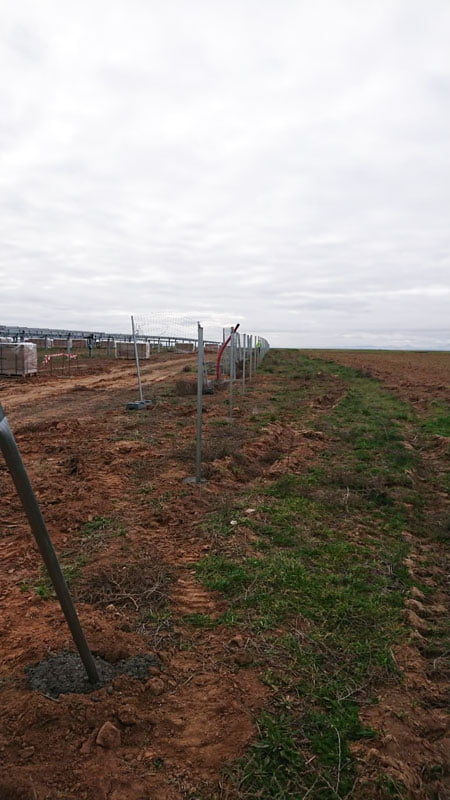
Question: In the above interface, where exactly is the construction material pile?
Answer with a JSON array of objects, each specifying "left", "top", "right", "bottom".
[
  {"left": 0, "top": 343, "right": 38, "bottom": 376},
  {"left": 115, "top": 341, "right": 150, "bottom": 359}
]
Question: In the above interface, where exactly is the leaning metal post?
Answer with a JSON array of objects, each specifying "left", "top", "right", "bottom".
[
  {"left": 195, "top": 323, "right": 204, "bottom": 484},
  {"left": 0, "top": 405, "right": 100, "bottom": 684},
  {"left": 131, "top": 315, "right": 144, "bottom": 403}
]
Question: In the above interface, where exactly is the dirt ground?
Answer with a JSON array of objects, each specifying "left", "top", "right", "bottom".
[
  {"left": 305, "top": 350, "right": 450, "bottom": 407},
  {"left": 0, "top": 353, "right": 273, "bottom": 800},
  {"left": 0, "top": 350, "right": 448, "bottom": 799}
]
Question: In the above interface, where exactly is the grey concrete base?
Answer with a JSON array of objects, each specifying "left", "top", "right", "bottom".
[
  {"left": 26, "top": 651, "right": 160, "bottom": 698},
  {"left": 126, "top": 400, "right": 149, "bottom": 410}
]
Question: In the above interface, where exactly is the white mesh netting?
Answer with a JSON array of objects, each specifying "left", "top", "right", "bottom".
[{"left": 133, "top": 313, "right": 233, "bottom": 344}]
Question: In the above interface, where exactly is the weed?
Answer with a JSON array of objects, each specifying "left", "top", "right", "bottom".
[
  {"left": 80, "top": 515, "right": 112, "bottom": 536},
  {"left": 77, "top": 515, "right": 126, "bottom": 550},
  {"left": 34, "top": 555, "right": 88, "bottom": 599}
]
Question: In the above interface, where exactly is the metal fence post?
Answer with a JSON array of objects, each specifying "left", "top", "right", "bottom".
[
  {"left": 223, "top": 329, "right": 227, "bottom": 379},
  {"left": 242, "top": 333, "right": 246, "bottom": 394},
  {"left": 195, "top": 323, "right": 204, "bottom": 484},
  {"left": 229, "top": 328, "right": 235, "bottom": 420},
  {"left": 131, "top": 315, "right": 144, "bottom": 404},
  {"left": 0, "top": 405, "right": 100, "bottom": 684}
]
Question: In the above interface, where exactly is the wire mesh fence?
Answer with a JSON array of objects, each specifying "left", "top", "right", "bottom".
[
  {"left": 132, "top": 313, "right": 269, "bottom": 367},
  {"left": 133, "top": 312, "right": 225, "bottom": 352},
  {"left": 130, "top": 314, "right": 270, "bottom": 484}
]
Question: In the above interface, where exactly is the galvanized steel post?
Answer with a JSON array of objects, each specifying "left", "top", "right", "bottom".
[
  {"left": 195, "top": 323, "right": 204, "bottom": 484},
  {"left": 0, "top": 405, "right": 100, "bottom": 684},
  {"left": 229, "top": 328, "right": 235, "bottom": 420},
  {"left": 131, "top": 315, "right": 144, "bottom": 403},
  {"left": 242, "top": 333, "right": 246, "bottom": 394}
]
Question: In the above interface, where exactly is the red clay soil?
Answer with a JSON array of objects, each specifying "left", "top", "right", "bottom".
[
  {"left": 353, "top": 547, "right": 450, "bottom": 799},
  {"left": 0, "top": 354, "right": 274, "bottom": 800},
  {"left": 0, "top": 350, "right": 448, "bottom": 799}
]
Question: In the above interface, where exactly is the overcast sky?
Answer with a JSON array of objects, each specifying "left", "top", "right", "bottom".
[{"left": 1, "top": 0, "right": 449, "bottom": 348}]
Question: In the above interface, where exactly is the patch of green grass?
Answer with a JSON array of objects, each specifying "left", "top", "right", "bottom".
[
  {"left": 375, "top": 774, "right": 410, "bottom": 798},
  {"left": 139, "top": 608, "right": 172, "bottom": 625},
  {"left": 181, "top": 612, "right": 219, "bottom": 629},
  {"left": 199, "top": 497, "right": 246, "bottom": 540},
  {"left": 265, "top": 474, "right": 302, "bottom": 498},
  {"left": 246, "top": 494, "right": 326, "bottom": 548},
  {"left": 422, "top": 401, "right": 450, "bottom": 436},
  {"left": 228, "top": 712, "right": 316, "bottom": 798},
  {"left": 197, "top": 540, "right": 406, "bottom": 643},
  {"left": 34, "top": 555, "right": 88, "bottom": 600},
  {"left": 225, "top": 709, "right": 373, "bottom": 799},
  {"left": 326, "top": 386, "right": 415, "bottom": 480},
  {"left": 80, "top": 515, "right": 112, "bottom": 536},
  {"left": 78, "top": 515, "right": 126, "bottom": 546},
  {"left": 196, "top": 556, "right": 249, "bottom": 595},
  {"left": 194, "top": 350, "right": 422, "bottom": 796}
]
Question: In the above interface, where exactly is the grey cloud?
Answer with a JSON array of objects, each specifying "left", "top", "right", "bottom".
[{"left": 0, "top": 0, "right": 449, "bottom": 347}]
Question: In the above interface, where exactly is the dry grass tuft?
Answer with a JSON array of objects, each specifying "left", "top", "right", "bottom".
[
  {"left": 75, "top": 558, "right": 171, "bottom": 613},
  {"left": 174, "top": 379, "right": 197, "bottom": 396}
]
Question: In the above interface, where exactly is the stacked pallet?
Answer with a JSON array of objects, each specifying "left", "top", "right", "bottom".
[
  {"left": 204, "top": 343, "right": 220, "bottom": 353},
  {"left": 115, "top": 341, "right": 150, "bottom": 359},
  {"left": 53, "top": 339, "right": 68, "bottom": 349},
  {"left": 70, "top": 339, "right": 87, "bottom": 349},
  {"left": 0, "top": 343, "right": 37, "bottom": 376},
  {"left": 174, "top": 343, "right": 195, "bottom": 353}
]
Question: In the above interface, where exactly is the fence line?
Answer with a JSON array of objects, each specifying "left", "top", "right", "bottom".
[{"left": 129, "top": 314, "right": 270, "bottom": 486}]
